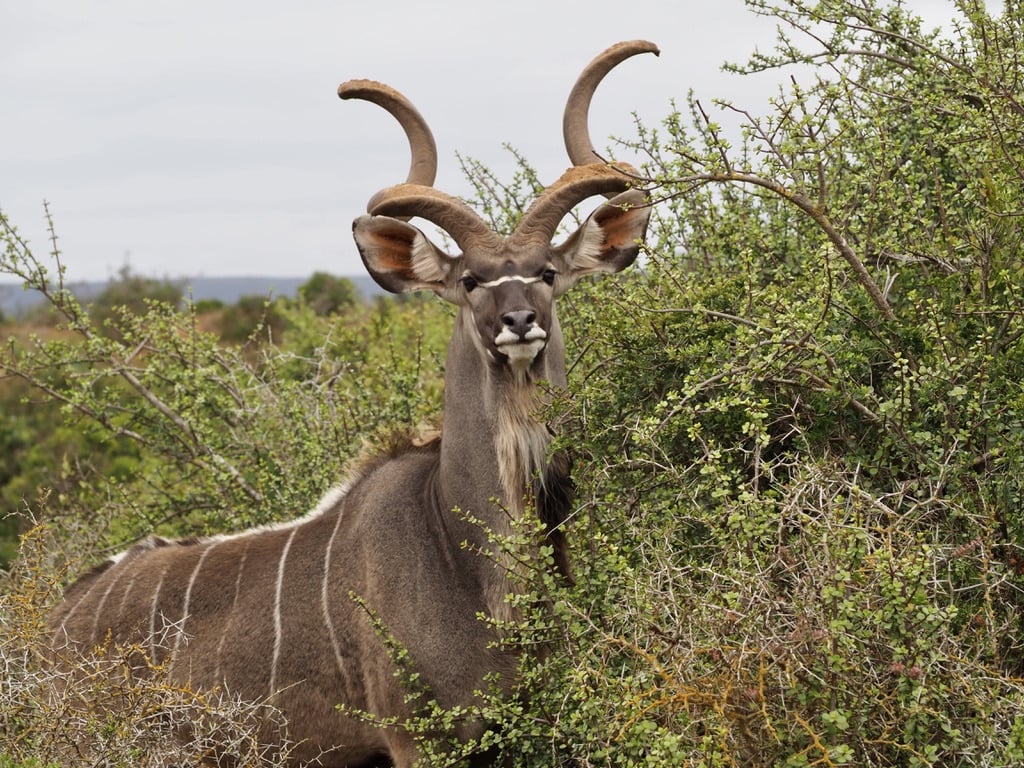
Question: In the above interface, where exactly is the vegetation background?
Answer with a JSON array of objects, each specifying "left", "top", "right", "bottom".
[{"left": 3, "top": 0, "right": 1024, "bottom": 765}]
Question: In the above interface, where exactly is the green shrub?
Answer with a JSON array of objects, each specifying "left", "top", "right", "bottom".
[
  {"left": 298, "top": 271, "right": 360, "bottom": 316},
  {"left": 213, "top": 293, "right": 289, "bottom": 344},
  {"left": 87, "top": 264, "right": 183, "bottom": 341}
]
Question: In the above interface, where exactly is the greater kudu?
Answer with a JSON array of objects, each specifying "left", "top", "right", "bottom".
[{"left": 48, "top": 40, "right": 658, "bottom": 767}]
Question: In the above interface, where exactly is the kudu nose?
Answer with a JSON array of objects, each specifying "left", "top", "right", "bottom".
[{"left": 501, "top": 309, "right": 537, "bottom": 340}]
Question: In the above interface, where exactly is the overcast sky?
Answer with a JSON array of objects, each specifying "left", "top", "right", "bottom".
[{"left": 1, "top": 0, "right": 997, "bottom": 283}]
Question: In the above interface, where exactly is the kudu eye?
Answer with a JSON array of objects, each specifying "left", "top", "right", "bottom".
[
  {"left": 460, "top": 275, "right": 478, "bottom": 293},
  {"left": 541, "top": 269, "right": 557, "bottom": 286}
]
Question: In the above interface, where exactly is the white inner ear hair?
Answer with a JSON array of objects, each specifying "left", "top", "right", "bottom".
[
  {"left": 411, "top": 234, "right": 451, "bottom": 282},
  {"left": 569, "top": 218, "right": 609, "bottom": 273}
]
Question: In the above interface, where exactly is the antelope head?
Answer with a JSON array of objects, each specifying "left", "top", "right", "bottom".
[{"left": 340, "top": 41, "right": 658, "bottom": 384}]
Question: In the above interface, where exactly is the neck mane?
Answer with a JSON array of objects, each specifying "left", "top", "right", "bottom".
[
  {"left": 495, "top": 376, "right": 552, "bottom": 517},
  {"left": 437, "top": 309, "right": 572, "bottom": 614}
]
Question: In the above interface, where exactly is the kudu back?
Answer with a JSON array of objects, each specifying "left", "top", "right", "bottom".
[{"left": 48, "top": 40, "right": 658, "bottom": 767}]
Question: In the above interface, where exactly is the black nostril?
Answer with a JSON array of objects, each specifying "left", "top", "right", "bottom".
[{"left": 502, "top": 310, "right": 536, "bottom": 336}]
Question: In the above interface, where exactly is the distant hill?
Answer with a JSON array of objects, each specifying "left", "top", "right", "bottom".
[{"left": 0, "top": 275, "right": 385, "bottom": 319}]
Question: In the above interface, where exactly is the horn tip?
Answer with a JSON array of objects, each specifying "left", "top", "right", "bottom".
[
  {"left": 636, "top": 39, "right": 660, "bottom": 56},
  {"left": 338, "top": 78, "right": 383, "bottom": 100},
  {"left": 613, "top": 39, "right": 660, "bottom": 58}
]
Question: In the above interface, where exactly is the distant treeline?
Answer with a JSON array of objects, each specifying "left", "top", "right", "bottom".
[{"left": 0, "top": 271, "right": 384, "bottom": 321}]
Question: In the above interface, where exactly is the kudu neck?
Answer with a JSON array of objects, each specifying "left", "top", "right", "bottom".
[{"left": 438, "top": 309, "right": 566, "bottom": 524}]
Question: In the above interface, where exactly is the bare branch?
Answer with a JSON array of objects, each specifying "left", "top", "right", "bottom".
[{"left": 663, "top": 169, "right": 897, "bottom": 322}]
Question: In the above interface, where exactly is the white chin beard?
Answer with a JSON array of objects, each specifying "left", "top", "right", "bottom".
[{"left": 498, "top": 339, "right": 545, "bottom": 370}]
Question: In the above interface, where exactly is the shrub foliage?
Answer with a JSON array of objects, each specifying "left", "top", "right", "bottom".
[{"left": 3, "top": 1, "right": 1024, "bottom": 765}]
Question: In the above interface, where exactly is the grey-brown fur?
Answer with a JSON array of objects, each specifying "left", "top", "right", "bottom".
[{"left": 48, "top": 40, "right": 658, "bottom": 767}]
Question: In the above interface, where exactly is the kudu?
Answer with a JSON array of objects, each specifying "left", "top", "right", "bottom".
[{"left": 47, "top": 40, "right": 658, "bottom": 767}]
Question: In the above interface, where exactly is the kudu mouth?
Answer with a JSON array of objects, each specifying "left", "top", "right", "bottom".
[
  {"left": 483, "top": 275, "right": 552, "bottom": 370},
  {"left": 494, "top": 325, "right": 548, "bottom": 369}
]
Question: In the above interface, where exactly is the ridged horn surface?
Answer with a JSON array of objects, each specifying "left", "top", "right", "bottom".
[
  {"left": 338, "top": 79, "right": 438, "bottom": 190},
  {"left": 511, "top": 41, "right": 658, "bottom": 246},
  {"left": 511, "top": 164, "right": 639, "bottom": 247},
  {"left": 340, "top": 79, "right": 496, "bottom": 248},
  {"left": 368, "top": 184, "right": 501, "bottom": 254},
  {"left": 562, "top": 40, "right": 660, "bottom": 167}
]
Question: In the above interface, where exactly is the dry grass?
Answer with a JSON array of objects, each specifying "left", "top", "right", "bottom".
[{"left": 1, "top": 522, "right": 294, "bottom": 767}]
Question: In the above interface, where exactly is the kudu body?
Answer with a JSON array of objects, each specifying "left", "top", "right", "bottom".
[{"left": 48, "top": 40, "right": 658, "bottom": 767}]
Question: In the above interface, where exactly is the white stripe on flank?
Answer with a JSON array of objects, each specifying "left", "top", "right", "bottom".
[
  {"left": 321, "top": 504, "right": 348, "bottom": 678},
  {"left": 270, "top": 527, "right": 299, "bottom": 698},
  {"left": 174, "top": 541, "right": 216, "bottom": 656},
  {"left": 90, "top": 572, "right": 121, "bottom": 645},
  {"left": 148, "top": 570, "right": 167, "bottom": 664},
  {"left": 215, "top": 537, "right": 250, "bottom": 682},
  {"left": 59, "top": 562, "right": 111, "bottom": 631},
  {"left": 116, "top": 573, "right": 138, "bottom": 622}
]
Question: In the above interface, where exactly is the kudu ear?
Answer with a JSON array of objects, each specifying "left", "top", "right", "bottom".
[
  {"left": 553, "top": 190, "right": 650, "bottom": 290},
  {"left": 352, "top": 214, "right": 457, "bottom": 295}
]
